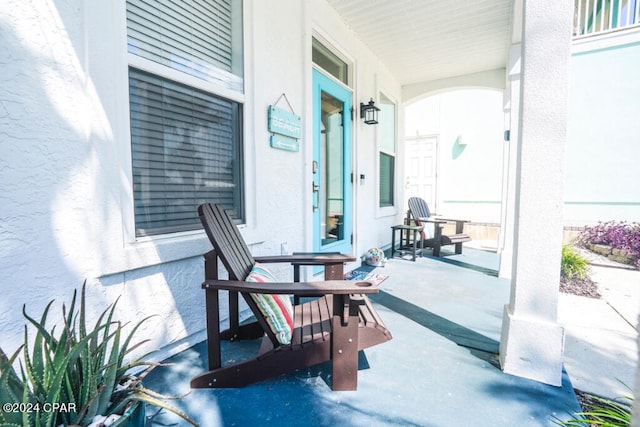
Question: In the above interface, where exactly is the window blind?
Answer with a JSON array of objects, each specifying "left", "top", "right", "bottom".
[
  {"left": 129, "top": 68, "right": 243, "bottom": 236},
  {"left": 127, "top": 0, "right": 242, "bottom": 91}
]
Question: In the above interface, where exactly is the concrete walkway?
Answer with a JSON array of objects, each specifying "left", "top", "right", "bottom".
[
  {"left": 144, "top": 247, "right": 590, "bottom": 426},
  {"left": 416, "top": 246, "right": 639, "bottom": 400},
  {"left": 558, "top": 251, "right": 639, "bottom": 399}
]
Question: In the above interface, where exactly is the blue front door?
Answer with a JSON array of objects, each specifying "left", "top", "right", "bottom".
[{"left": 312, "top": 69, "right": 353, "bottom": 255}]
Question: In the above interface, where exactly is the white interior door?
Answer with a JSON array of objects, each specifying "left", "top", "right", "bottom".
[{"left": 405, "top": 135, "right": 439, "bottom": 211}]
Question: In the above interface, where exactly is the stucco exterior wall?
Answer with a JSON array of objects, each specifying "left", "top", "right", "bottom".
[
  {"left": 405, "top": 89, "right": 505, "bottom": 223},
  {"left": 565, "top": 35, "right": 640, "bottom": 225},
  {"left": 0, "top": 0, "right": 213, "bottom": 360},
  {"left": 0, "top": 0, "right": 402, "bottom": 361}
]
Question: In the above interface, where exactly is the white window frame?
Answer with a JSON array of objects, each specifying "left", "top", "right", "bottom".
[
  {"left": 83, "top": 1, "right": 249, "bottom": 276},
  {"left": 377, "top": 91, "right": 398, "bottom": 216},
  {"left": 126, "top": 0, "right": 246, "bottom": 239}
]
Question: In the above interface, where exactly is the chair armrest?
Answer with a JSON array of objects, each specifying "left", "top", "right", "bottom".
[
  {"left": 432, "top": 216, "right": 469, "bottom": 223},
  {"left": 421, "top": 218, "right": 447, "bottom": 224},
  {"left": 202, "top": 279, "right": 378, "bottom": 295},
  {"left": 254, "top": 253, "right": 356, "bottom": 265}
]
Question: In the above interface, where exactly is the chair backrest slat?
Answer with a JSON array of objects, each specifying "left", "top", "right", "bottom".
[
  {"left": 408, "top": 197, "right": 434, "bottom": 239},
  {"left": 199, "top": 203, "right": 282, "bottom": 347},
  {"left": 198, "top": 204, "right": 254, "bottom": 281},
  {"left": 408, "top": 197, "right": 431, "bottom": 221}
]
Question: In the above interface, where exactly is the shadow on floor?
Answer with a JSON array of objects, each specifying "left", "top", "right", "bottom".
[
  {"left": 371, "top": 291, "right": 500, "bottom": 367},
  {"left": 421, "top": 254, "right": 500, "bottom": 277}
]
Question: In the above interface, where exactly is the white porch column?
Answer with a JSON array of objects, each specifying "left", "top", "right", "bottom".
[
  {"left": 498, "top": 43, "right": 521, "bottom": 280},
  {"left": 498, "top": 0, "right": 573, "bottom": 386}
]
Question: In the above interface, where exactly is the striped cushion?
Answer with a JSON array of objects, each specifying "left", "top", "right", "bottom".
[{"left": 246, "top": 263, "right": 294, "bottom": 345}]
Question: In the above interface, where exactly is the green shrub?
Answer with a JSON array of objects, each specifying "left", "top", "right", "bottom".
[
  {"left": 561, "top": 393, "right": 632, "bottom": 426},
  {"left": 561, "top": 245, "right": 589, "bottom": 280}
]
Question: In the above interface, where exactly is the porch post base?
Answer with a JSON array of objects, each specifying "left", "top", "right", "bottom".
[{"left": 499, "top": 304, "right": 565, "bottom": 387}]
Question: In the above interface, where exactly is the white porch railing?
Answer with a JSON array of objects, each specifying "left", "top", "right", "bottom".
[{"left": 574, "top": 0, "right": 640, "bottom": 37}]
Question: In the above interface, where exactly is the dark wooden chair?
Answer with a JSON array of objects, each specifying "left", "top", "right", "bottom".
[
  {"left": 406, "top": 197, "right": 471, "bottom": 257},
  {"left": 190, "top": 203, "right": 392, "bottom": 391}
]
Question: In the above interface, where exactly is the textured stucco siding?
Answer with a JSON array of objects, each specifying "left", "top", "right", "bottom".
[{"left": 0, "top": 0, "right": 403, "bottom": 361}]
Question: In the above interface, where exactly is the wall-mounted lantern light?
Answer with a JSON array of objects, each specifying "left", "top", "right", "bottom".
[{"left": 359, "top": 98, "right": 380, "bottom": 125}]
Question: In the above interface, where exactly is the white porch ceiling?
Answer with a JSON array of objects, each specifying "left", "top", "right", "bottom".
[{"left": 327, "top": 0, "right": 514, "bottom": 87}]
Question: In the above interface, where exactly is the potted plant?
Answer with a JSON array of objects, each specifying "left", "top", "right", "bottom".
[{"left": 0, "top": 282, "right": 198, "bottom": 427}]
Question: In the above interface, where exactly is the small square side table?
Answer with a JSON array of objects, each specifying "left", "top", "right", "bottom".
[{"left": 391, "top": 224, "right": 425, "bottom": 261}]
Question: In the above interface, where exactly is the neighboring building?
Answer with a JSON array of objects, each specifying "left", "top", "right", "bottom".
[{"left": 565, "top": 23, "right": 640, "bottom": 225}]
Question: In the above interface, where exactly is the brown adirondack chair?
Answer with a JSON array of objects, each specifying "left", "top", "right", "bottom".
[
  {"left": 190, "top": 203, "right": 392, "bottom": 391},
  {"left": 406, "top": 197, "right": 471, "bottom": 257}
]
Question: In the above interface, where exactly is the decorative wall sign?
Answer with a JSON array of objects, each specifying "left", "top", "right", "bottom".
[
  {"left": 270, "top": 135, "right": 299, "bottom": 152},
  {"left": 268, "top": 106, "right": 301, "bottom": 139},
  {"left": 268, "top": 94, "right": 301, "bottom": 152}
]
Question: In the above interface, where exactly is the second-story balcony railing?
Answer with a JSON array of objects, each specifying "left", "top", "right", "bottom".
[{"left": 574, "top": 0, "right": 640, "bottom": 37}]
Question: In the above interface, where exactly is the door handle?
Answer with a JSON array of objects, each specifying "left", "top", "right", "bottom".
[{"left": 312, "top": 181, "right": 319, "bottom": 212}]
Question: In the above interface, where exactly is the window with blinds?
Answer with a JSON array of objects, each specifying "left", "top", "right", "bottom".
[
  {"left": 126, "top": 0, "right": 244, "bottom": 236},
  {"left": 378, "top": 94, "right": 396, "bottom": 208},
  {"left": 129, "top": 69, "right": 242, "bottom": 235}
]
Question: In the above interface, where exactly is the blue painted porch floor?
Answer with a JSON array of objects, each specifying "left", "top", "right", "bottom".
[{"left": 144, "top": 248, "right": 581, "bottom": 426}]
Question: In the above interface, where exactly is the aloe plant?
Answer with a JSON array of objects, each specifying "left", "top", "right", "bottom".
[
  {"left": 0, "top": 282, "right": 198, "bottom": 426},
  {"left": 0, "top": 345, "right": 30, "bottom": 426}
]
